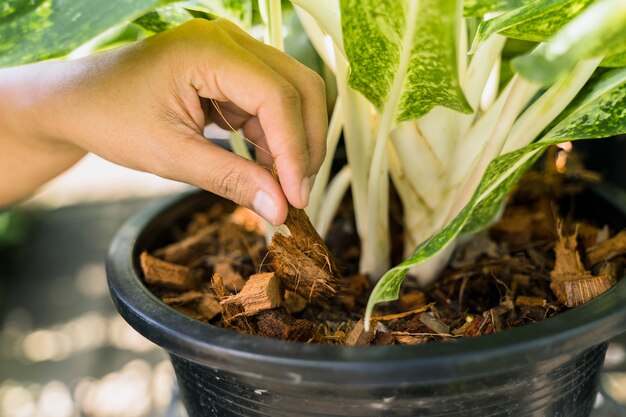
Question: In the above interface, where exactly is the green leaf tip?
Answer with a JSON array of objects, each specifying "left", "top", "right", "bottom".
[
  {"left": 471, "top": 0, "right": 594, "bottom": 54},
  {"left": 513, "top": 0, "right": 626, "bottom": 85}
]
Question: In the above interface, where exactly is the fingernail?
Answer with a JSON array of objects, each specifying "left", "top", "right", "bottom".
[
  {"left": 300, "top": 176, "right": 311, "bottom": 207},
  {"left": 309, "top": 174, "right": 317, "bottom": 188},
  {"left": 252, "top": 190, "right": 278, "bottom": 224}
]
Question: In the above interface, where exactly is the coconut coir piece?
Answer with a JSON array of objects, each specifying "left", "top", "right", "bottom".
[
  {"left": 269, "top": 204, "right": 342, "bottom": 302},
  {"left": 221, "top": 272, "right": 283, "bottom": 316},
  {"left": 211, "top": 273, "right": 254, "bottom": 333},
  {"left": 140, "top": 252, "right": 198, "bottom": 291},
  {"left": 550, "top": 225, "right": 615, "bottom": 307}
]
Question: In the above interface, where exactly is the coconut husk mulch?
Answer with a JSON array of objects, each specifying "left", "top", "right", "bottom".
[{"left": 140, "top": 153, "right": 626, "bottom": 345}]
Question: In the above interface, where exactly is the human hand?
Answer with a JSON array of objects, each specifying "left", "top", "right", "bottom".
[{"left": 0, "top": 18, "right": 327, "bottom": 225}]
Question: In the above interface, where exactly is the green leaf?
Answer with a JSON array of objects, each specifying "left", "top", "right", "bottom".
[
  {"left": 134, "top": 4, "right": 193, "bottom": 33},
  {"left": 0, "top": 0, "right": 179, "bottom": 68},
  {"left": 473, "top": 0, "right": 593, "bottom": 50},
  {"left": 0, "top": 210, "right": 31, "bottom": 248},
  {"left": 541, "top": 68, "right": 626, "bottom": 142},
  {"left": 463, "top": 0, "right": 534, "bottom": 18},
  {"left": 182, "top": 0, "right": 253, "bottom": 28},
  {"left": 365, "top": 66, "right": 626, "bottom": 324},
  {"left": 512, "top": 0, "right": 626, "bottom": 84},
  {"left": 601, "top": 50, "right": 626, "bottom": 68},
  {"left": 340, "top": 0, "right": 471, "bottom": 123}
]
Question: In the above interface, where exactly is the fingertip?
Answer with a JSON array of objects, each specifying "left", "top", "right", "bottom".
[
  {"left": 300, "top": 176, "right": 311, "bottom": 208},
  {"left": 251, "top": 183, "right": 288, "bottom": 226},
  {"left": 275, "top": 158, "right": 309, "bottom": 209}
]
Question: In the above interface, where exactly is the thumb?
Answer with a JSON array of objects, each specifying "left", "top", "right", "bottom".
[{"left": 159, "top": 135, "right": 288, "bottom": 225}]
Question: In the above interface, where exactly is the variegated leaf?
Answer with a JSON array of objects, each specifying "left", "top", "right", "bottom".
[
  {"left": 464, "top": 0, "right": 534, "bottom": 18},
  {"left": 602, "top": 50, "right": 626, "bottom": 68},
  {"left": 0, "top": 0, "right": 179, "bottom": 67},
  {"left": 513, "top": 0, "right": 626, "bottom": 84},
  {"left": 341, "top": 0, "right": 471, "bottom": 123},
  {"left": 134, "top": 4, "right": 193, "bottom": 33},
  {"left": 472, "top": 0, "right": 593, "bottom": 50},
  {"left": 182, "top": 0, "right": 253, "bottom": 28},
  {"left": 366, "top": 66, "right": 626, "bottom": 324}
]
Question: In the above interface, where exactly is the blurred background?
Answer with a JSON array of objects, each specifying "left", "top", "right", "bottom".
[
  {"left": 0, "top": 154, "right": 191, "bottom": 417},
  {"left": 1, "top": 139, "right": 626, "bottom": 417}
]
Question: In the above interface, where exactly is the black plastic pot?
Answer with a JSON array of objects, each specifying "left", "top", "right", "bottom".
[{"left": 107, "top": 184, "right": 626, "bottom": 417}]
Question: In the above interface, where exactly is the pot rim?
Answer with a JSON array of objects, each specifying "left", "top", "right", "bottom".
[{"left": 106, "top": 186, "right": 626, "bottom": 385}]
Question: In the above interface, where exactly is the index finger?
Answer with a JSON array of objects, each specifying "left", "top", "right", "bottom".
[{"left": 178, "top": 20, "right": 312, "bottom": 209}]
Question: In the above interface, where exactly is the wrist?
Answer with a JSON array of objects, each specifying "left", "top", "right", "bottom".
[{"left": 0, "top": 62, "right": 86, "bottom": 205}]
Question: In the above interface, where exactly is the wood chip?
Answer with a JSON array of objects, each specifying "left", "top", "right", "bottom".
[
  {"left": 345, "top": 319, "right": 380, "bottom": 346},
  {"left": 269, "top": 203, "right": 341, "bottom": 302},
  {"left": 140, "top": 252, "right": 198, "bottom": 290},
  {"left": 393, "top": 334, "right": 428, "bottom": 345},
  {"left": 256, "top": 309, "right": 317, "bottom": 342},
  {"left": 185, "top": 205, "right": 226, "bottom": 236},
  {"left": 372, "top": 323, "right": 395, "bottom": 345},
  {"left": 453, "top": 315, "right": 489, "bottom": 337},
  {"left": 162, "top": 291, "right": 203, "bottom": 305},
  {"left": 154, "top": 224, "right": 217, "bottom": 264},
  {"left": 515, "top": 295, "right": 546, "bottom": 308},
  {"left": 550, "top": 226, "right": 616, "bottom": 307},
  {"left": 283, "top": 290, "right": 307, "bottom": 314},
  {"left": 587, "top": 229, "right": 626, "bottom": 266},
  {"left": 211, "top": 273, "right": 251, "bottom": 332},
  {"left": 552, "top": 275, "right": 615, "bottom": 307},
  {"left": 199, "top": 293, "right": 222, "bottom": 320},
  {"left": 399, "top": 291, "right": 426, "bottom": 310},
  {"left": 372, "top": 303, "right": 435, "bottom": 322},
  {"left": 221, "top": 272, "right": 283, "bottom": 316},
  {"left": 229, "top": 207, "right": 265, "bottom": 234},
  {"left": 489, "top": 207, "right": 533, "bottom": 246},
  {"left": 154, "top": 224, "right": 219, "bottom": 264},
  {"left": 171, "top": 305, "right": 205, "bottom": 321},
  {"left": 418, "top": 312, "right": 450, "bottom": 335},
  {"left": 214, "top": 261, "right": 246, "bottom": 292},
  {"left": 597, "top": 261, "right": 622, "bottom": 282}
]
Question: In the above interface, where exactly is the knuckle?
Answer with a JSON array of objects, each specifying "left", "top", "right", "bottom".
[
  {"left": 275, "top": 83, "right": 301, "bottom": 110},
  {"left": 307, "top": 70, "right": 326, "bottom": 95},
  {"left": 212, "top": 18, "right": 238, "bottom": 32},
  {"left": 313, "top": 144, "right": 327, "bottom": 170},
  {"left": 210, "top": 165, "right": 248, "bottom": 204},
  {"left": 179, "top": 18, "right": 213, "bottom": 35}
]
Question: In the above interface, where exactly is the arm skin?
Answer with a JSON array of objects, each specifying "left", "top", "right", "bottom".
[{"left": 0, "top": 18, "right": 327, "bottom": 225}]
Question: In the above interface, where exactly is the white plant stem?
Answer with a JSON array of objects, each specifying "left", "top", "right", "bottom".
[
  {"left": 290, "top": 0, "right": 345, "bottom": 57},
  {"left": 307, "top": 95, "right": 344, "bottom": 224},
  {"left": 268, "top": 0, "right": 284, "bottom": 50},
  {"left": 390, "top": 122, "right": 443, "bottom": 211},
  {"left": 335, "top": 54, "right": 374, "bottom": 240},
  {"left": 416, "top": 108, "right": 459, "bottom": 164},
  {"left": 259, "top": 0, "right": 284, "bottom": 50},
  {"left": 447, "top": 75, "right": 540, "bottom": 222},
  {"left": 362, "top": 0, "right": 421, "bottom": 279},
  {"left": 449, "top": 80, "right": 512, "bottom": 185},
  {"left": 388, "top": 141, "right": 433, "bottom": 239},
  {"left": 293, "top": 5, "right": 337, "bottom": 71},
  {"left": 480, "top": 58, "right": 501, "bottom": 112},
  {"left": 502, "top": 57, "right": 602, "bottom": 154},
  {"left": 316, "top": 165, "right": 352, "bottom": 238}
]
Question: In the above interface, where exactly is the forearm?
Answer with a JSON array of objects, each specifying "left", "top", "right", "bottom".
[{"left": 0, "top": 62, "right": 86, "bottom": 206}]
